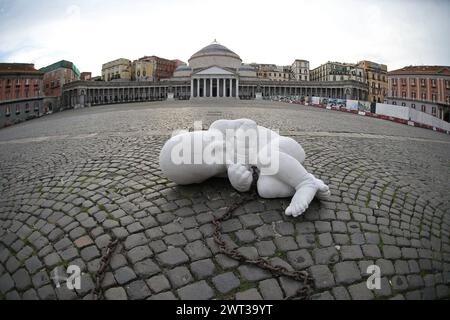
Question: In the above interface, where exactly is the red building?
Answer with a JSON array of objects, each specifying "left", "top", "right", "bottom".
[
  {"left": 0, "top": 63, "right": 45, "bottom": 127},
  {"left": 0, "top": 63, "right": 44, "bottom": 101},
  {"left": 40, "top": 60, "right": 81, "bottom": 112},
  {"left": 387, "top": 66, "right": 450, "bottom": 121}
]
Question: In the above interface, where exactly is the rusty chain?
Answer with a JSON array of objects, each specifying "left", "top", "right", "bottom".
[
  {"left": 212, "top": 166, "right": 315, "bottom": 300},
  {"left": 91, "top": 238, "right": 119, "bottom": 300},
  {"left": 90, "top": 166, "right": 314, "bottom": 300}
]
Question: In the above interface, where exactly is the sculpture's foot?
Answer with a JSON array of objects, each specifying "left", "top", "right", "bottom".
[
  {"left": 285, "top": 176, "right": 330, "bottom": 217},
  {"left": 315, "top": 178, "right": 331, "bottom": 200}
]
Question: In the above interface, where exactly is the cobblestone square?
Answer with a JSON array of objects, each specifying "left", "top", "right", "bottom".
[{"left": 0, "top": 100, "right": 449, "bottom": 300}]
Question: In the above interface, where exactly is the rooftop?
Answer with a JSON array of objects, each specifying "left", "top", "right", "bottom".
[
  {"left": 0, "top": 63, "right": 45, "bottom": 75},
  {"left": 389, "top": 65, "right": 450, "bottom": 76},
  {"left": 40, "top": 60, "right": 81, "bottom": 77}
]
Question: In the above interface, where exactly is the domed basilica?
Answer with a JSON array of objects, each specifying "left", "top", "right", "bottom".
[{"left": 172, "top": 40, "right": 257, "bottom": 98}]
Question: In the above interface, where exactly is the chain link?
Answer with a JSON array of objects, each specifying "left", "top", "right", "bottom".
[
  {"left": 213, "top": 166, "right": 315, "bottom": 300},
  {"left": 90, "top": 167, "right": 314, "bottom": 300},
  {"left": 91, "top": 238, "right": 119, "bottom": 300}
]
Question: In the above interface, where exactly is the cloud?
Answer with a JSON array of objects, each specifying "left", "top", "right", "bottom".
[{"left": 0, "top": 0, "right": 448, "bottom": 76}]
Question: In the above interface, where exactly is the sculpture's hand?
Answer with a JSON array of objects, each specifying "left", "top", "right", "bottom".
[{"left": 227, "top": 163, "right": 253, "bottom": 192}]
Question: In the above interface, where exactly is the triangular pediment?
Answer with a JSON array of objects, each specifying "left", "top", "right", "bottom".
[{"left": 194, "top": 66, "right": 235, "bottom": 75}]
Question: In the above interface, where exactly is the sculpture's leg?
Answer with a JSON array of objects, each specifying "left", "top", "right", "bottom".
[
  {"left": 258, "top": 150, "right": 330, "bottom": 217},
  {"left": 257, "top": 175, "right": 295, "bottom": 198}
]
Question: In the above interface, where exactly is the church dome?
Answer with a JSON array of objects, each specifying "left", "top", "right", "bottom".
[{"left": 188, "top": 41, "right": 242, "bottom": 70}]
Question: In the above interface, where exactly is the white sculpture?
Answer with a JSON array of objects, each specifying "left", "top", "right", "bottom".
[{"left": 159, "top": 119, "right": 330, "bottom": 217}]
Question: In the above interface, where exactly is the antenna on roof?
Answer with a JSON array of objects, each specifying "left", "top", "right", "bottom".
[{"left": 212, "top": 39, "right": 219, "bottom": 44}]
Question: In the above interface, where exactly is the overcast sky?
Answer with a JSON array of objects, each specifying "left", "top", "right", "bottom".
[{"left": 0, "top": 0, "right": 449, "bottom": 76}]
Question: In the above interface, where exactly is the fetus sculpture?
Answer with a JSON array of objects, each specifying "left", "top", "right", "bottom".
[{"left": 159, "top": 119, "right": 330, "bottom": 217}]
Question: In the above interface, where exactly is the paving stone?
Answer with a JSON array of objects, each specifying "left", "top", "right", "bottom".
[
  {"left": 215, "top": 254, "right": 239, "bottom": 270},
  {"left": 127, "top": 245, "right": 153, "bottom": 264},
  {"left": 287, "top": 249, "right": 313, "bottom": 270},
  {"left": 332, "top": 286, "right": 351, "bottom": 300},
  {"left": 383, "top": 245, "right": 402, "bottom": 259},
  {"left": 436, "top": 284, "right": 450, "bottom": 299},
  {"left": 235, "top": 230, "right": 256, "bottom": 243},
  {"left": 0, "top": 273, "right": 15, "bottom": 294},
  {"left": 24, "top": 256, "right": 43, "bottom": 274},
  {"left": 239, "top": 214, "right": 263, "bottom": 228},
  {"left": 104, "top": 287, "right": 127, "bottom": 300},
  {"left": 391, "top": 275, "right": 408, "bottom": 292},
  {"left": 238, "top": 265, "right": 271, "bottom": 282},
  {"left": 407, "top": 274, "right": 424, "bottom": 290},
  {"left": 259, "top": 278, "right": 284, "bottom": 300},
  {"left": 74, "top": 236, "right": 94, "bottom": 249},
  {"left": 334, "top": 261, "right": 362, "bottom": 285},
  {"left": 148, "top": 291, "right": 177, "bottom": 300},
  {"left": 274, "top": 236, "right": 298, "bottom": 251},
  {"left": 190, "top": 259, "right": 216, "bottom": 279},
  {"left": 309, "top": 265, "right": 335, "bottom": 289},
  {"left": 184, "top": 240, "right": 212, "bottom": 261},
  {"left": 12, "top": 268, "right": 32, "bottom": 291},
  {"left": 149, "top": 240, "right": 167, "bottom": 253},
  {"left": 375, "top": 259, "right": 395, "bottom": 276},
  {"left": 80, "top": 245, "right": 100, "bottom": 261},
  {"left": 22, "top": 288, "right": 39, "bottom": 300},
  {"left": 212, "top": 272, "right": 240, "bottom": 293},
  {"left": 394, "top": 260, "right": 410, "bottom": 275},
  {"left": 373, "top": 277, "right": 392, "bottom": 297},
  {"left": 340, "top": 245, "right": 364, "bottom": 260},
  {"left": 296, "top": 222, "right": 315, "bottom": 234},
  {"left": 37, "top": 284, "right": 56, "bottom": 300},
  {"left": 147, "top": 274, "right": 171, "bottom": 293},
  {"left": 125, "top": 280, "right": 151, "bottom": 300},
  {"left": 167, "top": 266, "right": 194, "bottom": 288},
  {"left": 177, "top": 281, "right": 214, "bottom": 300},
  {"left": 114, "top": 266, "right": 137, "bottom": 285},
  {"left": 157, "top": 247, "right": 189, "bottom": 267},
  {"left": 235, "top": 288, "right": 263, "bottom": 300},
  {"left": 361, "top": 244, "right": 382, "bottom": 259},
  {"left": 124, "top": 233, "right": 148, "bottom": 250},
  {"left": 313, "top": 247, "right": 339, "bottom": 264},
  {"left": 348, "top": 282, "right": 375, "bottom": 300},
  {"left": 255, "top": 240, "right": 276, "bottom": 256}
]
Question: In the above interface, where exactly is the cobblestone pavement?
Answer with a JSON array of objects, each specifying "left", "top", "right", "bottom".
[{"left": 0, "top": 100, "right": 449, "bottom": 300}]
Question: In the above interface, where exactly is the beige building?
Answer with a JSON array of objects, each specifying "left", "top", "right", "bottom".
[
  {"left": 310, "top": 62, "right": 366, "bottom": 84},
  {"left": 102, "top": 58, "right": 132, "bottom": 81},
  {"left": 291, "top": 60, "right": 310, "bottom": 81},
  {"left": 132, "top": 59, "right": 155, "bottom": 81},
  {"left": 357, "top": 60, "right": 388, "bottom": 103},
  {"left": 251, "top": 64, "right": 292, "bottom": 81}
]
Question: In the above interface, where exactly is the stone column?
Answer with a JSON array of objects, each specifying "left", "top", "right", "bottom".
[
  {"left": 197, "top": 79, "right": 200, "bottom": 98},
  {"left": 210, "top": 78, "right": 213, "bottom": 98},
  {"left": 223, "top": 78, "right": 226, "bottom": 98},
  {"left": 236, "top": 79, "right": 239, "bottom": 99},
  {"left": 190, "top": 79, "right": 194, "bottom": 99}
]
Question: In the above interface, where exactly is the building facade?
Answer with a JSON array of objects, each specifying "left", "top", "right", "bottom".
[
  {"left": 387, "top": 66, "right": 450, "bottom": 121},
  {"left": 40, "top": 60, "right": 81, "bottom": 112},
  {"left": 357, "top": 60, "right": 388, "bottom": 103},
  {"left": 80, "top": 72, "right": 92, "bottom": 81},
  {"left": 252, "top": 64, "right": 293, "bottom": 81},
  {"left": 62, "top": 41, "right": 369, "bottom": 108},
  {"left": 0, "top": 63, "right": 45, "bottom": 127},
  {"left": 102, "top": 59, "right": 132, "bottom": 81},
  {"left": 291, "top": 60, "right": 310, "bottom": 81},
  {"left": 310, "top": 62, "right": 367, "bottom": 84},
  {"left": 132, "top": 58, "right": 155, "bottom": 81}
]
